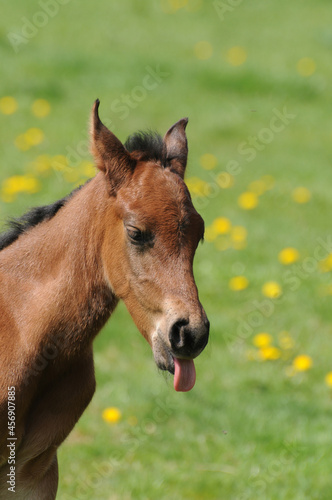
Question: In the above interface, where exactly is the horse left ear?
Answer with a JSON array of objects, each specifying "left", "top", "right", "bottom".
[
  {"left": 163, "top": 118, "right": 188, "bottom": 179},
  {"left": 90, "top": 99, "right": 135, "bottom": 195}
]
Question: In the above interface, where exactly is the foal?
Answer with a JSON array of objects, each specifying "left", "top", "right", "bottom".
[{"left": 0, "top": 100, "right": 209, "bottom": 499}]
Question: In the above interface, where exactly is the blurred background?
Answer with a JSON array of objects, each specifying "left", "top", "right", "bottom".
[{"left": 1, "top": 1, "right": 332, "bottom": 498}]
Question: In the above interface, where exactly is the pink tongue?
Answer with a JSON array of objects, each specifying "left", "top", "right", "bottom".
[{"left": 173, "top": 358, "right": 196, "bottom": 392}]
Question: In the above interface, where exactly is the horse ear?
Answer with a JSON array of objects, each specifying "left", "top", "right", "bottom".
[
  {"left": 90, "top": 99, "right": 135, "bottom": 195},
  {"left": 163, "top": 118, "right": 188, "bottom": 179}
]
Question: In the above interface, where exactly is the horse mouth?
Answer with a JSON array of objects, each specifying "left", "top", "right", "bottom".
[{"left": 158, "top": 353, "right": 175, "bottom": 374}]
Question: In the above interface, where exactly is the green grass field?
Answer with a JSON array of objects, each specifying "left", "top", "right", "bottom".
[{"left": 1, "top": 1, "right": 332, "bottom": 498}]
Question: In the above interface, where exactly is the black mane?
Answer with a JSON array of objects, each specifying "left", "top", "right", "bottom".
[
  {"left": 125, "top": 131, "right": 164, "bottom": 163},
  {"left": 0, "top": 185, "right": 83, "bottom": 252}
]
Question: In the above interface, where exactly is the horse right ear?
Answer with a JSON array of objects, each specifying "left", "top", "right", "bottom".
[{"left": 90, "top": 99, "right": 135, "bottom": 195}]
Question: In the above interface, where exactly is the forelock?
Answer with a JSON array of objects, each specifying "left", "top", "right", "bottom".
[{"left": 124, "top": 131, "right": 164, "bottom": 164}]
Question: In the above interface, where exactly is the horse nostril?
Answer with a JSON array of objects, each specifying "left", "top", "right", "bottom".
[
  {"left": 169, "top": 317, "right": 209, "bottom": 357},
  {"left": 169, "top": 318, "right": 189, "bottom": 351}
]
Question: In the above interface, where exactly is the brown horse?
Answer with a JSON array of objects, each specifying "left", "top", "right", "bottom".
[{"left": 0, "top": 100, "right": 209, "bottom": 499}]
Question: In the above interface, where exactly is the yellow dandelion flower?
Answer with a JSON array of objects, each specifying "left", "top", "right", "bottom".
[
  {"left": 248, "top": 180, "right": 266, "bottom": 196},
  {"left": 24, "top": 128, "right": 44, "bottom": 146},
  {"left": 200, "top": 153, "right": 217, "bottom": 170},
  {"left": 319, "top": 253, "right": 332, "bottom": 273},
  {"left": 0, "top": 96, "right": 18, "bottom": 115},
  {"left": 262, "top": 281, "right": 282, "bottom": 299},
  {"left": 23, "top": 176, "right": 41, "bottom": 194},
  {"left": 296, "top": 57, "right": 316, "bottom": 77},
  {"left": 229, "top": 275, "right": 249, "bottom": 291},
  {"left": 259, "top": 346, "right": 281, "bottom": 361},
  {"left": 1, "top": 175, "right": 41, "bottom": 198},
  {"left": 81, "top": 161, "right": 96, "bottom": 177},
  {"left": 194, "top": 41, "right": 213, "bottom": 60},
  {"left": 253, "top": 333, "right": 272, "bottom": 348},
  {"left": 212, "top": 217, "right": 231, "bottom": 235},
  {"left": 102, "top": 407, "right": 122, "bottom": 424},
  {"left": 231, "top": 226, "right": 247, "bottom": 243},
  {"left": 226, "top": 46, "right": 247, "bottom": 66},
  {"left": 186, "top": 177, "right": 210, "bottom": 197},
  {"left": 31, "top": 98, "right": 51, "bottom": 118},
  {"left": 292, "top": 354, "right": 313, "bottom": 372},
  {"left": 2, "top": 176, "right": 25, "bottom": 195},
  {"left": 278, "top": 247, "right": 300, "bottom": 265},
  {"left": 3, "top": 176, "right": 21, "bottom": 195},
  {"left": 292, "top": 187, "right": 311, "bottom": 204},
  {"left": 238, "top": 191, "right": 258, "bottom": 210},
  {"left": 325, "top": 372, "right": 332, "bottom": 387}
]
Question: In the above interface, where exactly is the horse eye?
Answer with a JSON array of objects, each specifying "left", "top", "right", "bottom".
[{"left": 126, "top": 226, "right": 148, "bottom": 245}]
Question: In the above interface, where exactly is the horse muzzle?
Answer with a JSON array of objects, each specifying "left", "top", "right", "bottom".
[
  {"left": 168, "top": 317, "right": 210, "bottom": 359},
  {"left": 152, "top": 313, "right": 210, "bottom": 392}
]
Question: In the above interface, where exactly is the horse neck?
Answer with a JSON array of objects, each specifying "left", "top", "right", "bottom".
[{"left": 1, "top": 173, "right": 118, "bottom": 347}]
